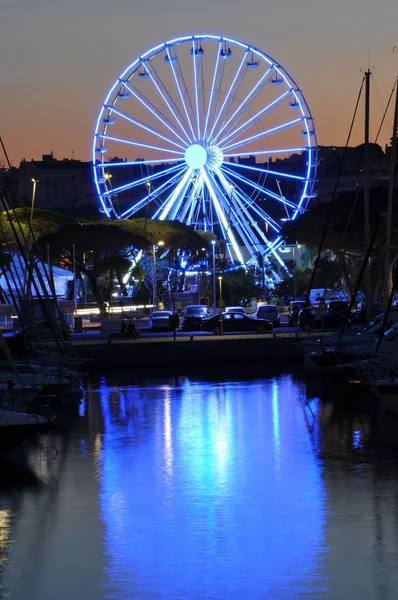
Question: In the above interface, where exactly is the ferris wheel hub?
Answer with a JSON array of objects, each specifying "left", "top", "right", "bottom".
[
  {"left": 184, "top": 143, "right": 224, "bottom": 170},
  {"left": 184, "top": 144, "right": 208, "bottom": 169}
]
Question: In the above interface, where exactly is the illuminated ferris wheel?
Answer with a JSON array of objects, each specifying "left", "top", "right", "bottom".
[{"left": 93, "top": 34, "right": 318, "bottom": 280}]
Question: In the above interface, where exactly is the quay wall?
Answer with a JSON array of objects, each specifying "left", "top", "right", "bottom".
[{"left": 72, "top": 336, "right": 303, "bottom": 370}]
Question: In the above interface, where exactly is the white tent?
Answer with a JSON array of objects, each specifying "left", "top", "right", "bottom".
[{"left": 0, "top": 254, "right": 73, "bottom": 299}]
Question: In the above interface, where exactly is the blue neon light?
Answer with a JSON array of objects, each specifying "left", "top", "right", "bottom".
[
  {"left": 121, "top": 166, "right": 187, "bottom": 218},
  {"left": 218, "top": 90, "right": 290, "bottom": 147},
  {"left": 207, "top": 51, "right": 248, "bottom": 143},
  {"left": 191, "top": 41, "right": 201, "bottom": 140},
  {"left": 103, "top": 163, "right": 185, "bottom": 197},
  {"left": 107, "top": 105, "right": 186, "bottom": 150},
  {"left": 222, "top": 118, "right": 303, "bottom": 152},
  {"left": 221, "top": 164, "right": 298, "bottom": 210},
  {"left": 121, "top": 81, "right": 188, "bottom": 146},
  {"left": 212, "top": 68, "right": 272, "bottom": 145},
  {"left": 166, "top": 47, "right": 195, "bottom": 141},
  {"left": 99, "top": 134, "right": 184, "bottom": 156},
  {"left": 224, "top": 160, "right": 306, "bottom": 181},
  {"left": 203, "top": 41, "right": 222, "bottom": 140},
  {"left": 141, "top": 61, "right": 192, "bottom": 144}
]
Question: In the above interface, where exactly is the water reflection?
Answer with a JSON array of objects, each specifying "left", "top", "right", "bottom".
[
  {"left": 99, "top": 375, "right": 326, "bottom": 599},
  {"left": 1, "top": 374, "right": 398, "bottom": 599}
]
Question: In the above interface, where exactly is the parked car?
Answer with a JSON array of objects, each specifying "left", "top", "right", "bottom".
[
  {"left": 202, "top": 312, "right": 272, "bottom": 335},
  {"left": 288, "top": 301, "right": 306, "bottom": 326},
  {"left": 351, "top": 302, "right": 382, "bottom": 325},
  {"left": 255, "top": 304, "right": 280, "bottom": 327},
  {"left": 181, "top": 305, "right": 209, "bottom": 331},
  {"left": 148, "top": 311, "right": 173, "bottom": 331},
  {"left": 298, "top": 307, "right": 351, "bottom": 331},
  {"left": 326, "top": 300, "right": 351, "bottom": 319},
  {"left": 224, "top": 306, "right": 247, "bottom": 316}
]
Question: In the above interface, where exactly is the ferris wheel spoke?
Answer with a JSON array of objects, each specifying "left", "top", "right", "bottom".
[
  {"left": 96, "top": 157, "right": 183, "bottom": 168},
  {"left": 191, "top": 41, "right": 201, "bottom": 140},
  {"left": 217, "top": 169, "right": 280, "bottom": 233},
  {"left": 213, "top": 65, "right": 247, "bottom": 142},
  {"left": 223, "top": 146, "right": 306, "bottom": 159},
  {"left": 201, "top": 168, "right": 246, "bottom": 267},
  {"left": 207, "top": 51, "right": 248, "bottom": 143},
  {"left": 224, "top": 160, "right": 306, "bottom": 181},
  {"left": 211, "top": 61, "right": 227, "bottom": 142},
  {"left": 217, "top": 90, "right": 290, "bottom": 148},
  {"left": 101, "top": 163, "right": 186, "bottom": 196},
  {"left": 216, "top": 168, "right": 275, "bottom": 239},
  {"left": 169, "top": 171, "right": 201, "bottom": 220},
  {"left": 122, "top": 81, "right": 188, "bottom": 146},
  {"left": 220, "top": 164, "right": 298, "bottom": 210},
  {"left": 175, "top": 57, "right": 197, "bottom": 136},
  {"left": 209, "top": 170, "right": 263, "bottom": 255},
  {"left": 155, "top": 167, "right": 194, "bottom": 220},
  {"left": 120, "top": 167, "right": 187, "bottom": 219},
  {"left": 219, "top": 178, "right": 287, "bottom": 270},
  {"left": 142, "top": 61, "right": 192, "bottom": 144},
  {"left": 98, "top": 134, "right": 184, "bottom": 156},
  {"left": 179, "top": 174, "right": 203, "bottom": 222},
  {"left": 106, "top": 105, "right": 187, "bottom": 150},
  {"left": 211, "top": 68, "right": 272, "bottom": 145},
  {"left": 165, "top": 47, "right": 196, "bottom": 141},
  {"left": 221, "top": 117, "right": 303, "bottom": 152},
  {"left": 203, "top": 41, "right": 222, "bottom": 141}
]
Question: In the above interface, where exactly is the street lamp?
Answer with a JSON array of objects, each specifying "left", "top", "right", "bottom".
[
  {"left": 218, "top": 275, "right": 223, "bottom": 334},
  {"left": 152, "top": 240, "right": 164, "bottom": 312},
  {"left": 145, "top": 181, "right": 151, "bottom": 230},
  {"left": 211, "top": 239, "right": 217, "bottom": 315},
  {"left": 30, "top": 178, "right": 39, "bottom": 224}
]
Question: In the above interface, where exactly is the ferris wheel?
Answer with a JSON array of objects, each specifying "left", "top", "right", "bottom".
[{"left": 93, "top": 34, "right": 318, "bottom": 280}]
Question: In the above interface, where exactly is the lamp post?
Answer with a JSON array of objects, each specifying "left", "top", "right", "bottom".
[
  {"left": 152, "top": 240, "right": 164, "bottom": 312},
  {"left": 218, "top": 275, "right": 223, "bottom": 334},
  {"left": 145, "top": 181, "right": 151, "bottom": 230},
  {"left": 211, "top": 240, "right": 217, "bottom": 315},
  {"left": 30, "top": 178, "right": 39, "bottom": 224},
  {"left": 72, "top": 243, "right": 77, "bottom": 313}
]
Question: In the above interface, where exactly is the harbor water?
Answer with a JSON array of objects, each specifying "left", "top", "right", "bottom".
[{"left": 1, "top": 371, "right": 398, "bottom": 599}]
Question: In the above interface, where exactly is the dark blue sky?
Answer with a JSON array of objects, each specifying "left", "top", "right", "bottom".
[{"left": 1, "top": 0, "right": 397, "bottom": 164}]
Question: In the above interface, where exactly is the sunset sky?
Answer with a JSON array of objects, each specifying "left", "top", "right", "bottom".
[{"left": 1, "top": 0, "right": 398, "bottom": 166}]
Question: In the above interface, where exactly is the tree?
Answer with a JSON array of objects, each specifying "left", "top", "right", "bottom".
[
  {"left": 282, "top": 188, "right": 398, "bottom": 300},
  {"left": 220, "top": 268, "right": 259, "bottom": 306},
  {"left": 35, "top": 223, "right": 149, "bottom": 315},
  {"left": 0, "top": 208, "right": 76, "bottom": 249}
]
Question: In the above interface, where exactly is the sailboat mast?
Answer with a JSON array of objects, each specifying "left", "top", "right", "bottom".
[
  {"left": 364, "top": 69, "right": 371, "bottom": 325},
  {"left": 383, "top": 77, "right": 398, "bottom": 312}
]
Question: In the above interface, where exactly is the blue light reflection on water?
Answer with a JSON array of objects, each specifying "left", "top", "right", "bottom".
[{"left": 99, "top": 375, "right": 326, "bottom": 599}]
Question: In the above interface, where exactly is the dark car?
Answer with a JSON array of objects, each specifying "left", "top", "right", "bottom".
[
  {"left": 351, "top": 302, "right": 382, "bottom": 325},
  {"left": 181, "top": 305, "right": 209, "bottom": 331},
  {"left": 298, "top": 307, "right": 351, "bottom": 331},
  {"left": 288, "top": 301, "right": 306, "bottom": 326},
  {"left": 201, "top": 312, "right": 273, "bottom": 335},
  {"left": 255, "top": 304, "right": 280, "bottom": 327},
  {"left": 326, "top": 300, "right": 351, "bottom": 319}
]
